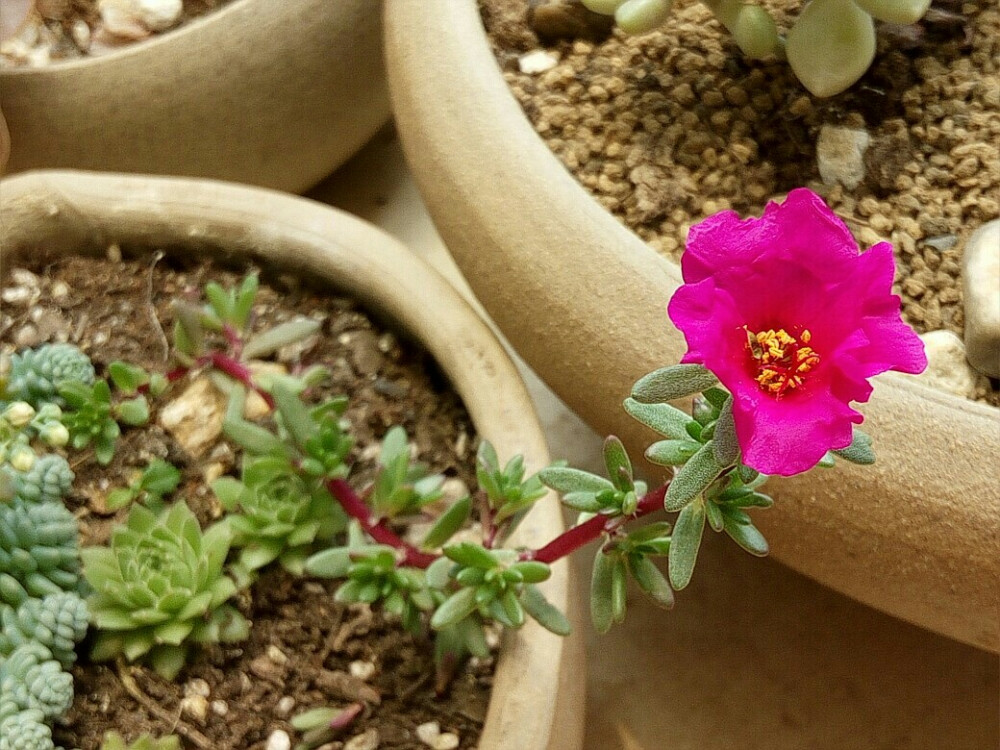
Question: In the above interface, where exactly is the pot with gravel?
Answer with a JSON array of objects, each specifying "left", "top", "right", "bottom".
[
  {"left": 0, "top": 170, "right": 585, "bottom": 750},
  {"left": 384, "top": 0, "right": 1000, "bottom": 652},
  {"left": 0, "top": 0, "right": 389, "bottom": 192}
]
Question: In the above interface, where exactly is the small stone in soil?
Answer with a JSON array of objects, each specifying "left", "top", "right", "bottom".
[
  {"left": 961, "top": 219, "right": 1000, "bottom": 378},
  {"left": 265, "top": 729, "right": 292, "bottom": 750},
  {"left": 915, "top": 330, "right": 982, "bottom": 399},
  {"left": 344, "top": 728, "right": 380, "bottom": 750}
]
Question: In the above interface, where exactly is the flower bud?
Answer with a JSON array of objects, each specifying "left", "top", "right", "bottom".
[
  {"left": 40, "top": 422, "right": 70, "bottom": 448},
  {"left": 9, "top": 444, "right": 36, "bottom": 472},
  {"left": 3, "top": 401, "right": 36, "bottom": 428}
]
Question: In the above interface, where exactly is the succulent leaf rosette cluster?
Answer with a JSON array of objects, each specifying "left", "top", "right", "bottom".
[
  {"left": 582, "top": 0, "right": 933, "bottom": 96},
  {"left": 82, "top": 502, "right": 249, "bottom": 679},
  {"left": 668, "top": 187, "right": 927, "bottom": 475}
]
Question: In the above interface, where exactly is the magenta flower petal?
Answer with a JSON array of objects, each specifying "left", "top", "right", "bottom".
[{"left": 668, "top": 188, "right": 927, "bottom": 476}]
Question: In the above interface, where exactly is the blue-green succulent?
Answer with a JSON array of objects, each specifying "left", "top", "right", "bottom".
[
  {"left": 0, "top": 707, "right": 55, "bottom": 750},
  {"left": 1, "top": 455, "right": 74, "bottom": 507},
  {"left": 0, "top": 500, "right": 81, "bottom": 607},
  {"left": 0, "top": 592, "right": 89, "bottom": 667},
  {"left": 5, "top": 344, "right": 95, "bottom": 408}
]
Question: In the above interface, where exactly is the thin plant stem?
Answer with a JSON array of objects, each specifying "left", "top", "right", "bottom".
[
  {"left": 326, "top": 478, "right": 438, "bottom": 568},
  {"left": 523, "top": 484, "right": 669, "bottom": 564}
]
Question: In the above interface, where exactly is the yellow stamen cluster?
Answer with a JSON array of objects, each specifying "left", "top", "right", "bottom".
[{"left": 744, "top": 326, "right": 820, "bottom": 396}]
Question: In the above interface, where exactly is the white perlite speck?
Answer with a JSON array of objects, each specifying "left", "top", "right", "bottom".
[
  {"left": 416, "top": 721, "right": 460, "bottom": 750},
  {"left": 518, "top": 49, "right": 559, "bottom": 74},
  {"left": 265, "top": 730, "right": 291, "bottom": 750}
]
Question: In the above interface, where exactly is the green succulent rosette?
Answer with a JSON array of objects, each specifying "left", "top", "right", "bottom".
[
  {"left": 81, "top": 501, "right": 249, "bottom": 680},
  {"left": 213, "top": 456, "right": 345, "bottom": 578}
]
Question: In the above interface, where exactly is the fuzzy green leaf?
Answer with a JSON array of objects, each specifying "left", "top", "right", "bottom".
[
  {"left": 590, "top": 551, "right": 617, "bottom": 634},
  {"left": 663, "top": 442, "right": 722, "bottom": 511},
  {"left": 603, "top": 436, "right": 633, "bottom": 492},
  {"left": 430, "top": 586, "right": 480, "bottom": 630},
  {"left": 628, "top": 554, "right": 674, "bottom": 609},
  {"left": 539, "top": 467, "right": 615, "bottom": 495},
  {"left": 242, "top": 318, "right": 321, "bottom": 360},
  {"left": 712, "top": 397, "right": 740, "bottom": 466},
  {"left": 444, "top": 542, "right": 498, "bottom": 570},
  {"left": 722, "top": 513, "right": 770, "bottom": 556},
  {"left": 646, "top": 439, "right": 701, "bottom": 467},
  {"left": 631, "top": 364, "right": 718, "bottom": 403},
  {"left": 668, "top": 499, "right": 705, "bottom": 590},
  {"left": 521, "top": 584, "right": 571, "bottom": 635},
  {"left": 832, "top": 428, "right": 875, "bottom": 465},
  {"left": 624, "top": 397, "right": 697, "bottom": 440},
  {"left": 422, "top": 496, "right": 472, "bottom": 550}
]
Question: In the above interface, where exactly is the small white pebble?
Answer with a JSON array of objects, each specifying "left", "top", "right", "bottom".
[
  {"left": 433, "top": 734, "right": 459, "bottom": 750},
  {"left": 1, "top": 288, "right": 35, "bottom": 306},
  {"left": 10, "top": 269, "right": 39, "bottom": 287},
  {"left": 184, "top": 678, "right": 210, "bottom": 698},
  {"left": 518, "top": 49, "right": 559, "bottom": 74},
  {"left": 179, "top": 695, "right": 208, "bottom": 724},
  {"left": 344, "top": 728, "right": 379, "bottom": 750},
  {"left": 50, "top": 281, "right": 70, "bottom": 299},
  {"left": 416, "top": 721, "right": 441, "bottom": 745},
  {"left": 265, "top": 729, "right": 292, "bottom": 750},
  {"left": 275, "top": 695, "right": 296, "bottom": 717},
  {"left": 211, "top": 700, "right": 228, "bottom": 716},
  {"left": 266, "top": 645, "right": 289, "bottom": 665},
  {"left": 349, "top": 660, "right": 376, "bottom": 681}
]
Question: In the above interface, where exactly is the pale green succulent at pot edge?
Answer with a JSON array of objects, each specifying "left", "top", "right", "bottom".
[
  {"left": 0, "top": 499, "right": 82, "bottom": 607},
  {"left": 81, "top": 501, "right": 249, "bottom": 680},
  {"left": 1, "top": 454, "right": 74, "bottom": 506},
  {"left": 0, "top": 707, "right": 55, "bottom": 750},
  {"left": 0, "top": 642, "right": 74, "bottom": 722},
  {"left": 213, "top": 456, "right": 346, "bottom": 577},
  {"left": 4, "top": 343, "right": 96, "bottom": 408},
  {"left": 0, "top": 591, "right": 89, "bottom": 667}
]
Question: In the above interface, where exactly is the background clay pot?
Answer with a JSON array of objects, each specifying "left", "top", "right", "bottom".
[
  {"left": 0, "top": 0, "right": 389, "bottom": 192},
  {"left": 0, "top": 169, "right": 585, "bottom": 750},
  {"left": 383, "top": 0, "right": 1000, "bottom": 652}
]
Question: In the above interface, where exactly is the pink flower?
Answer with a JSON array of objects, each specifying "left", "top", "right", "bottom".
[{"left": 667, "top": 188, "right": 927, "bottom": 476}]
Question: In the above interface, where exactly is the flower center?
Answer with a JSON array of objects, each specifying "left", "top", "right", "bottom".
[{"left": 744, "top": 326, "right": 820, "bottom": 397}]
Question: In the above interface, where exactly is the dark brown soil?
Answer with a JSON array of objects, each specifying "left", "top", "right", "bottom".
[{"left": 0, "top": 251, "right": 490, "bottom": 749}]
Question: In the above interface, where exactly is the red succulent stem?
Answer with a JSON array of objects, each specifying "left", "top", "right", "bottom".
[
  {"left": 209, "top": 352, "right": 275, "bottom": 409},
  {"left": 326, "top": 478, "right": 438, "bottom": 569},
  {"left": 522, "top": 483, "right": 668, "bottom": 564}
]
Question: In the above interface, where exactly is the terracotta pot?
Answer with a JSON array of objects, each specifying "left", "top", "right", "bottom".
[
  {"left": 0, "top": 0, "right": 389, "bottom": 192},
  {"left": 383, "top": 0, "right": 999, "bottom": 652},
  {"left": 0, "top": 169, "right": 585, "bottom": 750}
]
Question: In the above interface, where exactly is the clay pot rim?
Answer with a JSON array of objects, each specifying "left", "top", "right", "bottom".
[
  {"left": 0, "top": 168, "right": 584, "bottom": 750},
  {"left": 1, "top": 0, "right": 255, "bottom": 75},
  {"left": 383, "top": 0, "right": 999, "bottom": 653}
]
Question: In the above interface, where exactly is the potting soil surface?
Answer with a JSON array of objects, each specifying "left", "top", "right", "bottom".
[
  {"left": 482, "top": 0, "right": 999, "bottom": 404},
  {"left": 0, "top": 253, "right": 490, "bottom": 749}
]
